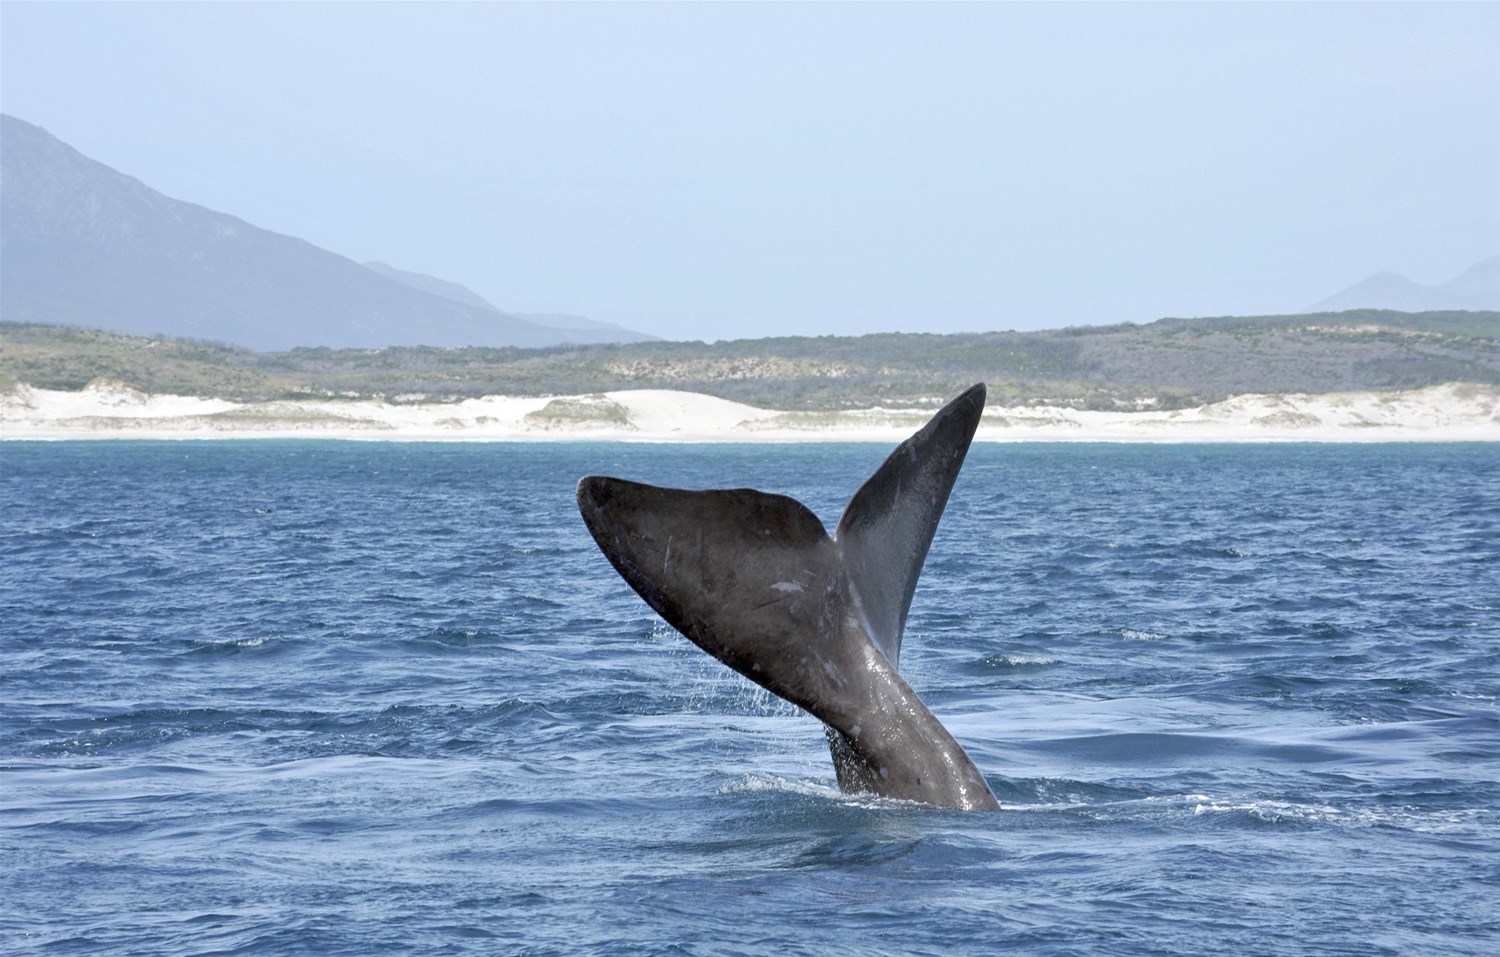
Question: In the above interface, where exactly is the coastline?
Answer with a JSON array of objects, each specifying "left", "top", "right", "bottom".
[{"left": 2, "top": 381, "right": 1497, "bottom": 443}]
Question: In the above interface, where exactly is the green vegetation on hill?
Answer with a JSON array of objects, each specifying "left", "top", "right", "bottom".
[{"left": 3, "top": 310, "right": 1496, "bottom": 411}]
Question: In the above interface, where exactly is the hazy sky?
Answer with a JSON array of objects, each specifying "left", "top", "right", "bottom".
[{"left": 3, "top": 2, "right": 1497, "bottom": 341}]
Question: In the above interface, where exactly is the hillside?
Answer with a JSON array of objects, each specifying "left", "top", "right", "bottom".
[
  {"left": 3, "top": 310, "right": 1496, "bottom": 412},
  {"left": 0, "top": 115, "right": 648, "bottom": 350}
]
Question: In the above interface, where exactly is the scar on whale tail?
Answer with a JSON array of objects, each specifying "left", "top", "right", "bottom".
[{"left": 576, "top": 383, "right": 999, "bottom": 811}]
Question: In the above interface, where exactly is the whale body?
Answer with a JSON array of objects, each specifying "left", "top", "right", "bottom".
[{"left": 576, "top": 383, "right": 999, "bottom": 810}]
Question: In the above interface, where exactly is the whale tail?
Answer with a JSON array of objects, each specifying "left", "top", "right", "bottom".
[{"left": 576, "top": 384, "right": 997, "bottom": 810}]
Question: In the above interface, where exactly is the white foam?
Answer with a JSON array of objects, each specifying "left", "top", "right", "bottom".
[
  {"left": 720, "top": 771, "right": 843, "bottom": 801},
  {"left": 989, "top": 655, "right": 1057, "bottom": 667}
]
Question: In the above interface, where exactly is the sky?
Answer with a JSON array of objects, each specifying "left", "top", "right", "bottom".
[{"left": 2, "top": 2, "right": 1497, "bottom": 342}]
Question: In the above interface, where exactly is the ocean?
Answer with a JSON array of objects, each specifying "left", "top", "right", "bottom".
[{"left": 1, "top": 440, "right": 1496, "bottom": 956}]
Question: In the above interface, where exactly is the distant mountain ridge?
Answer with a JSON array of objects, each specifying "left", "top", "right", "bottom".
[
  {"left": 364, "top": 262, "right": 657, "bottom": 345},
  {"left": 0, "top": 115, "right": 652, "bottom": 350},
  {"left": 1306, "top": 257, "right": 1500, "bottom": 313},
  {"left": 362, "top": 261, "right": 502, "bottom": 313},
  {"left": 5, "top": 114, "right": 1491, "bottom": 351}
]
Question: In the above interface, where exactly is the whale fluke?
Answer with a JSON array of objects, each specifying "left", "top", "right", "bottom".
[
  {"left": 576, "top": 384, "right": 998, "bottom": 810},
  {"left": 836, "top": 382, "right": 987, "bottom": 667}
]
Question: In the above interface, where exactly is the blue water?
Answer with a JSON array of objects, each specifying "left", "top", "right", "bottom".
[{"left": 2, "top": 441, "right": 1497, "bottom": 956}]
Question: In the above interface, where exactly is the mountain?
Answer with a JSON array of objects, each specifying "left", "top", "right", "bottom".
[
  {"left": 0, "top": 114, "right": 586, "bottom": 350},
  {"left": 365, "top": 264, "right": 657, "bottom": 344},
  {"left": 1306, "top": 258, "right": 1500, "bottom": 313},
  {"left": 512, "top": 313, "right": 658, "bottom": 345},
  {"left": 1441, "top": 255, "right": 1500, "bottom": 304},
  {"left": 362, "top": 260, "right": 501, "bottom": 313}
]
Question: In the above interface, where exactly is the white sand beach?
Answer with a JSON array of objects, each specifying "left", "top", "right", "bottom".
[{"left": 2, "top": 379, "right": 1497, "bottom": 442}]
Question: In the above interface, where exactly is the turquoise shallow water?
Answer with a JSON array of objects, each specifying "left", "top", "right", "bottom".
[{"left": 2, "top": 441, "right": 1498, "bottom": 956}]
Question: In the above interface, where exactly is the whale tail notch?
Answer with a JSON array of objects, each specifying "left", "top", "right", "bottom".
[{"left": 576, "top": 384, "right": 997, "bottom": 810}]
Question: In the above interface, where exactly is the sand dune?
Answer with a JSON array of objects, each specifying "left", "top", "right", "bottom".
[{"left": 2, "top": 379, "right": 1496, "bottom": 442}]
